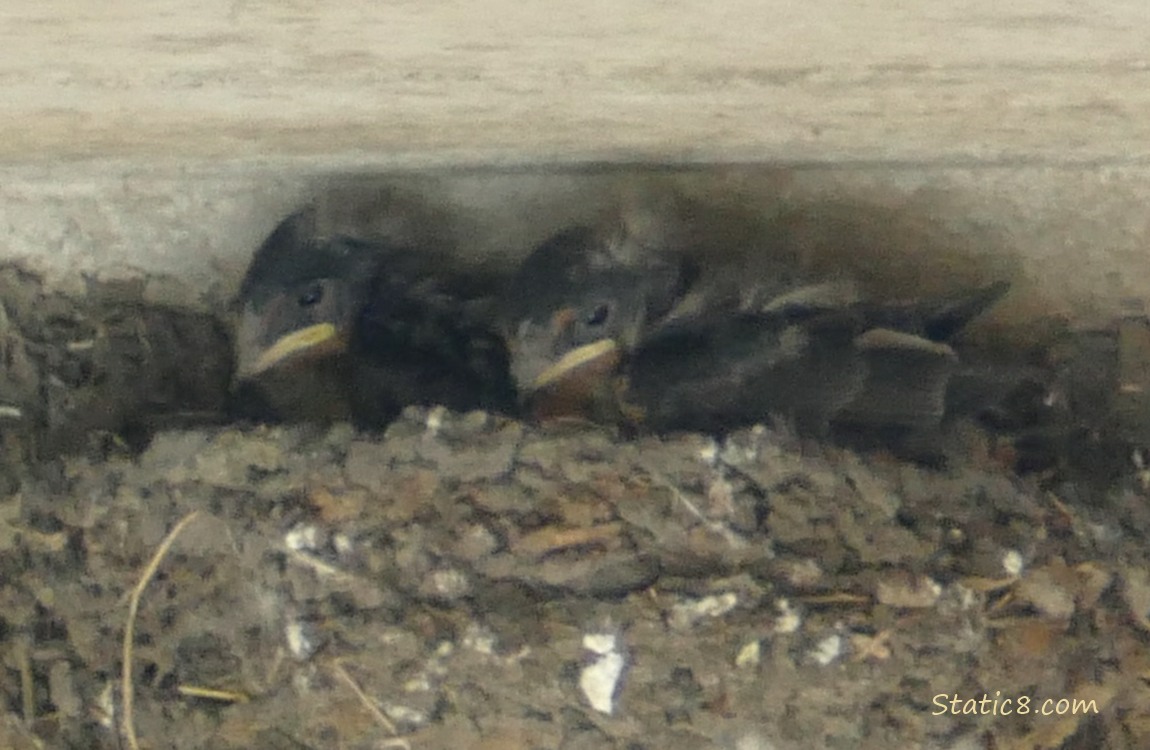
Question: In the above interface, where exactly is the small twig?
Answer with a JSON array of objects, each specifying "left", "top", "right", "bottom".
[
  {"left": 176, "top": 684, "right": 250, "bottom": 703},
  {"left": 646, "top": 469, "right": 746, "bottom": 548},
  {"left": 15, "top": 634, "right": 34, "bottom": 724},
  {"left": 285, "top": 547, "right": 355, "bottom": 580},
  {"left": 330, "top": 660, "right": 410, "bottom": 749},
  {"left": 121, "top": 510, "right": 200, "bottom": 750}
]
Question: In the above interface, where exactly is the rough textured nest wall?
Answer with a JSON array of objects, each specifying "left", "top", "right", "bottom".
[
  {"left": 3, "top": 404, "right": 1148, "bottom": 749},
  {"left": 0, "top": 266, "right": 232, "bottom": 481}
]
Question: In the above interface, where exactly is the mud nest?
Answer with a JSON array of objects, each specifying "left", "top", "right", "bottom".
[{"left": 2, "top": 266, "right": 1150, "bottom": 750}]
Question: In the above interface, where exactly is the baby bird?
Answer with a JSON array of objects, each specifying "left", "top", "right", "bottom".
[{"left": 233, "top": 208, "right": 516, "bottom": 428}]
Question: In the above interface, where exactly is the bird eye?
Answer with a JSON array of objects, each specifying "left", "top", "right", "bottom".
[
  {"left": 298, "top": 283, "right": 324, "bottom": 307},
  {"left": 585, "top": 303, "right": 611, "bottom": 327}
]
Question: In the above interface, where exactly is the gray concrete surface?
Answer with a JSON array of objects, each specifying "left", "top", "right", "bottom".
[{"left": 2, "top": 1, "right": 1150, "bottom": 322}]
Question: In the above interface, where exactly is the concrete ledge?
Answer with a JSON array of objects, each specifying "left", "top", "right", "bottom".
[
  {"left": 2, "top": 2, "right": 1149, "bottom": 326},
  {"left": 5, "top": 1, "right": 1150, "bottom": 163}
]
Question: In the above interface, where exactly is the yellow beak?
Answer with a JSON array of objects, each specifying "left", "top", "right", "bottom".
[
  {"left": 240, "top": 322, "right": 340, "bottom": 378},
  {"left": 532, "top": 338, "right": 621, "bottom": 390}
]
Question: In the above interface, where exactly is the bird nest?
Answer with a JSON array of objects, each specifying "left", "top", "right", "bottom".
[{"left": 1, "top": 264, "right": 1149, "bottom": 749}]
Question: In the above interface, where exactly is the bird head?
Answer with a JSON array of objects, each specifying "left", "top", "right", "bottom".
[
  {"left": 234, "top": 214, "right": 381, "bottom": 381},
  {"left": 500, "top": 225, "right": 693, "bottom": 405}
]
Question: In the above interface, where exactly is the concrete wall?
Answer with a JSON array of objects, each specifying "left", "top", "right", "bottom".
[{"left": 2, "top": 1, "right": 1149, "bottom": 326}]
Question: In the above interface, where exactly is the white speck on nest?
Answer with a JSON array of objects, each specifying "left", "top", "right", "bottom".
[
  {"left": 718, "top": 436, "right": 759, "bottom": 466},
  {"left": 285, "top": 620, "right": 317, "bottom": 660},
  {"left": 1002, "top": 549, "right": 1024, "bottom": 578},
  {"left": 462, "top": 624, "right": 497, "bottom": 655},
  {"left": 284, "top": 523, "right": 321, "bottom": 552},
  {"left": 384, "top": 702, "right": 427, "bottom": 726},
  {"left": 735, "top": 639, "right": 761, "bottom": 669},
  {"left": 403, "top": 674, "right": 433, "bottom": 692},
  {"left": 95, "top": 682, "right": 115, "bottom": 728},
  {"left": 425, "top": 405, "right": 447, "bottom": 434},
  {"left": 580, "top": 632, "right": 626, "bottom": 715},
  {"left": 810, "top": 634, "right": 843, "bottom": 666},
  {"left": 429, "top": 568, "right": 470, "bottom": 599},
  {"left": 774, "top": 598, "right": 802, "bottom": 634},
  {"left": 332, "top": 532, "right": 353, "bottom": 556},
  {"left": 733, "top": 733, "right": 779, "bottom": 750},
  {"left": 698, "top": 440, "right": 719, "bottom": 465},
  {"left": 669, "top": 592, "right": 739, "bottom": 630}
]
